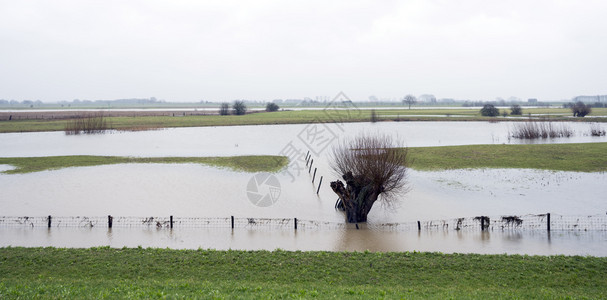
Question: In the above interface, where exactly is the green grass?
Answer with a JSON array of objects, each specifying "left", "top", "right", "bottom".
[
  {"left": 2, "top": 143, "right": 605, "bottom": 174},
  {"left": 2, "top": 107, "right": 606, "bottom": 133},
  {"left": 0, "top": 247, "right": 605, "bottom": 299},
  {"left": 408, "top": 142, "right": 607, "bottom": 172},
  {"left": 0, "top": 155, "right": 288, "bottom": 174}
]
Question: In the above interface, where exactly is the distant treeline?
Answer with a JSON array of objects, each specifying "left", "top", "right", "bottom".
[{"left": 0, "top": 97, "right": 165, "bottom": 108}]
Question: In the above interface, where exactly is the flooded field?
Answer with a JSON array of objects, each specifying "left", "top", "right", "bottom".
[
  {"left": 2, "top": 227, "right": 606, "bottom": 256},
  {"left": 1, "top": 121, "right": 606, "bottom": 255},
  {"left": 1, "top": 121, "right": 605, "bottom": 158}
]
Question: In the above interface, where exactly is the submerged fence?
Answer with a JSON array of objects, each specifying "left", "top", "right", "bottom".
[{"left": 1, "top": 214, "right": 606, "bottom": 232}]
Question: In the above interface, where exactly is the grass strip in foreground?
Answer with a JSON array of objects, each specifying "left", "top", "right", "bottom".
[
  {"left": 407, "top": 142, "right": 607, "bottom": 172},
  {"left": 0, "top": 247, "right": 605, "bottom": 299},
  {"left": 0, "top": 155, "right": 287, "bottom": 174}
]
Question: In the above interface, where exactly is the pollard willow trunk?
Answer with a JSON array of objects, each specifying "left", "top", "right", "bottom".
[{"left": 331, "top": 171, "right": 383, "bottom": 223}]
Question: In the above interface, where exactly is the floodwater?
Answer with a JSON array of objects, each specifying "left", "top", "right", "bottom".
[
  {"left": 2, "top": 227, "right": 606, "bottom": 256},
  {"left": 1, "top": 122, "right": 606, "bottom": 158},
  {"left": 1, "top": 121, "right": 606, "bottom": 255}
]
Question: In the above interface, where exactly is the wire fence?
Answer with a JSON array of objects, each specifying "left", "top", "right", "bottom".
[{"left": 1, "top": 213, "right": 606, "bottom": 232}]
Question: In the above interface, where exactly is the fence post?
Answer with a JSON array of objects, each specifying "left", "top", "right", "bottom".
[
  {"left": 312, "top": 168, "right": 317, "bottom": 183},
  {"left": 547, "top": 213, "right": 551, "bottom": 232},
  {"left": 170, "top": 215, "right": 173, "bottom": 229},
  {"left": 231, "top": 216, "right": 234, "bottom": 229},
  {"left": 294, "top": 218, "right": 298, "bottom": 230},
  {"left": 316, "top": 176, "right": 323, "bottom": 194},
  {"left": 108, "top": 215, "right": 113, "bottom": 228},
  {"left": 417, "top": 221, "right": 421, "bottom": 231},
  {"left": 47, "top": 215, "right": 51, "bottom": 228},
  {"left": 309, "top": 159, "right": 313, "bottom": 173}
]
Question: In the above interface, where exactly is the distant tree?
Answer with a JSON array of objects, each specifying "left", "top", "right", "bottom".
[
  {"left": 571, "top": 101, "right": 591, "bottom": 117},
  {"left": 265, "top": 102, "right": 279, "bottom": 112},
  {"left": 510, "top": 104, "right": 522, "bottom": 116},
  {"left": 219, "top": 103, "right": 230, "bottom": 115},
  {"left": 402, "top": 94, "right": 417, "bottom": 109},
  {"left": 480, "top": 104, "right": 499, "bottom": 117},
  {"left": 233, "top": 100, "right": 247, "bottom": 115}
]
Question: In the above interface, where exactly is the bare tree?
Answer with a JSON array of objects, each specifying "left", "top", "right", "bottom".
[
  {"left": 233, "top": 100, "right": 247, "bottom": 115},
  {"left": 571, "top": 101, "right": 591, "bottom": 117},
  {"left": 402, "top": 94, "right": 417, "bottom": 109},
  {"left": 329, "top": 134, "right": 409, "bottom": 223}
]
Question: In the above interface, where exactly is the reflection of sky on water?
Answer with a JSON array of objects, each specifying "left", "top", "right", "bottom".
[
  {"left": 1, "top": 121, "right": 605, "bottom": 254},
  {"left": 1, "top": 165, "right": 604, "bottom": 221},
  {"left": 1, "top": 122, "right": 605, "bottom": 158},
  {"left": 1, "top": 227, "right": 605, "bottom": 257}
]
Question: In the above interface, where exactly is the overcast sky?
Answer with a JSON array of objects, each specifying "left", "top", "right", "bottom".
[{"left": 1, "top": 0, "right": 606, "bottom": 102}]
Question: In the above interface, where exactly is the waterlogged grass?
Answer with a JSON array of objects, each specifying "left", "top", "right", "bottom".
[
  {"left": 2, "top": 107, "right": 606, "bottom": 133},
  {"left": 0, "top": 155, "right": 287, "bottom": 174},
  {"left": 0, "top": 247, "right": 605, "bottom": 299},
  {"left": 408, "top": 142, "right": 607, "bottom": 172}
]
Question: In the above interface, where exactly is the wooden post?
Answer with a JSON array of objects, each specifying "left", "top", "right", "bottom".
[
  {"left": 306, "top": 155, "right": 310, "bottom": 167},
  {"left": 309, "top": 159, "right": 313, "bottom": 173},
  {"left": 231, "top": 216, "right": 234, "bottom": 229},
  {"left": 170, "top": 215, "right": 173, "bottom": 229},
  {"left": 305, "top": 151, "right": 309, "bottom": 161},
  {"left": 108, "top": 215, "right": 113, "bottom": 228},
  {"left": 294, "top": 218, "right": 298, "bottom": 230},
  {"left": 47, "top": 215, "right": 51, "bottom": 228},
  {"left": 312, "top": 168, "right": 317, "bottom": 183},
  {"left": 547, "top": 213, "right": 551, "bottom": 232},
  {"left": 316, "top": 176, "right": 323, "bottom": 194},
  {"left": 417, "top": 221, "right": 421, "bottom": 231}
]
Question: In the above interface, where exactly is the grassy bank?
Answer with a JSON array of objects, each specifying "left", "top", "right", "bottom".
[
  {"left": 0, "top": 247, "right": 605, "bottom": 299},
  {"left": 2, "top": 143, "right": 605, "bottom": 174},
  {"left": 2, "top": 107, "right": 606, "bottom": 133},
  {"left": 0, "top": 155, "right": 287, "bottom": 174},
  {"left": 408, "top": 142, "right": 607, "bottom": 172}
]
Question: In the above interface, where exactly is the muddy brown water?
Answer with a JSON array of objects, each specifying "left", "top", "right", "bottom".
[{"left": 1, "top": 122, "right": 606, "bottom": 255}]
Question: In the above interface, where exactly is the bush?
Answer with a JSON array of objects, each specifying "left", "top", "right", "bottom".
[
  {"left": 65, "top": 112, "right": 108, "bottom": 135},
  {"left": 265, "top": 102, "right": 279, "bottom": 112},
  {"left": 510, "top": 121, "right": 573, "bottom": 139},
  {"left": 571, "top": 101, "right": 591, "bottom": 117},
  {"left": 590, "top": 124, "right": 606, "bottom": 136},
  {"left": 219, "top": 103, "right": 229, "bottom": 116},
  {"left": 510, "top": 104, "right": 522, "bottom": 115},
  {"left": 480, "top": 104, "right": 499, "bottom": 117},
  {"left": 233, "top": 101, "right": 247, "bottom": 115}
]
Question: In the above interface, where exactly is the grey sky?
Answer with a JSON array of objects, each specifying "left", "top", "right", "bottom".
[{"left": 1, "top": 0, "right": 606, "bottom": 102}]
